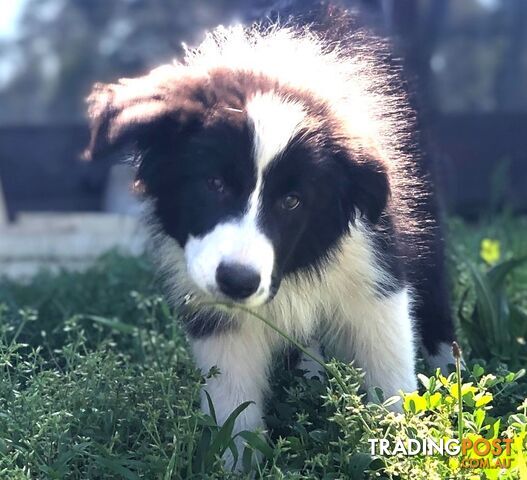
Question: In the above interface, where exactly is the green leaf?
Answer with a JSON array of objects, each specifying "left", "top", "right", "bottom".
[
  {"left": 474, "top": 408, "right": 486, "bottom": 431},
  {"left": 204, "top": 401, "right": 253, "bottom": 467},
  {"left": 348, "top": 452, "right": 373, "bottom": 476},
  {"left": 487, "top": 256, "right": 527, "bottom": 291},
  {"left": 511, "top": 305, "right": 527, "bottom": 337},
  {"left": 242, "top": 444, "right": 254, "bottom": 472},
  {"left": 196, "top": 415, "right": 219, "bottom": 428},
  {"left": 94, "top": 457, "right": 141, "bottom": 480},
  {"left": 193, "top": 426, "right": 212, "bottom": 472},
  {"left": 204, "top": 390, "right": 217, "bottom": 424},
  {"left": 85, "top": 315, "right": 138, "bottom": 334},
  {"left": 469, "top": 263, "right": 500, "bottom": 344},
  {"left": 472, "top": 364, "right": 485, "bottom": 378},
  {"left": 237, "top": 430, "right": 274, "bottom": 458},
  {"left": 417, "top": 373, "right": 430, "bottom": 390}
]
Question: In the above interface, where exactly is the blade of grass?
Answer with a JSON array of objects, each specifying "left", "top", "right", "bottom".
[
  {"left": 453, "top": 342, "right": 464, "bottom": 441},
  {"left": 204, "top": 390, "right": 217, "bottom": 424},
  {"left": 487, "top": 256, "right": 527, "bottom": 291},
  {"left": 236, "top": 431, "right": 274, "bottom": 459},
  {"left": 204, "top": 400, "right": 253, "bottom": 468},
  {"left": 84, "top": 315, "right": 138, "bottom": 334},
  {"left": 469, "top": 264, "right": 500, "bottom": 343}
]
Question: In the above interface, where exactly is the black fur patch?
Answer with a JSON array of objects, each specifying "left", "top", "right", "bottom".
[
  {"left": 180, "top": 305, "right": 238, "bottom": 338},
  {"left": 85, "top": 34, "right": 454, "bottom": 350}
]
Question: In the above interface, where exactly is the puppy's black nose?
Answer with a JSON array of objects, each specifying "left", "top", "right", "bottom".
[{"left": 216, "top": 262, "right": 261, "bottom": 300}]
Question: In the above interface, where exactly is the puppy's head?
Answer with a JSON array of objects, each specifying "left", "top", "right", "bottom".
[{"left": 85, "top": 66, "right": 389, "bottom": 307}]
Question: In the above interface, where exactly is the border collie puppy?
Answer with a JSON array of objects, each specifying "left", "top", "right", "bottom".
[{"left": 85, "top": 17, "right": 455, "bottom": 461}]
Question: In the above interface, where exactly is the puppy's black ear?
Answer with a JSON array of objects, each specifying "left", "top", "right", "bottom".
[
  {"left": 346, "top": 155, "right": 391, "bottom": 224},
  {"left": 83, "top": 65, "right": 202, "bottom": 160}
]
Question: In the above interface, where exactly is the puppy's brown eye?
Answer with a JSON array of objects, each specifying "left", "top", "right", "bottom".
[
  {"left": 207, "top": 177, "right": 225, "bottom": 193},
  {"left": 281, "top": 194, "right": 301, "bottom": 210}
]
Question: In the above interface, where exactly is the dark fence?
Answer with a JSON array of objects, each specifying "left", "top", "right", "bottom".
[
  {"left": 430, "top": 114, "right": 527, "bottom": 216},
  {"left": 0, "top": 125, "right": 109, "bottom": 220},
  {"left": 0, "top": 116, "right": 526, "bottom": 220}
]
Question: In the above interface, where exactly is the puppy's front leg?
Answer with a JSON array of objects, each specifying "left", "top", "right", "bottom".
[
  {"left": 190, "top": 322, "right": 272, "bottom": 466},
  {"left": 330, "top": 288, "right": 417, "bottom": 404}
]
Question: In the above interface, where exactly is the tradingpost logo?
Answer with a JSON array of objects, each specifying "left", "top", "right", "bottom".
[{"left": 368, "top": 434, "right": 526, "bottom": 471}]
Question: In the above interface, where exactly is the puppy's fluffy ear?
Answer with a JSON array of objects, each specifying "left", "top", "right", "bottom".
[
  {"left": 350, "top": 160, "right": 390, "bottom": 223},
  {"left": 338, "top": 151, "right": 390, "bottom": 224},
  {"left": 83, "top": 65, "right": 201, "bottom": 160}
]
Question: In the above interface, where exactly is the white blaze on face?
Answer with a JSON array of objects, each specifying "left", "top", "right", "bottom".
[
  {"left": 184, "top": 92, "right": 307, "bottom": 306},
  {"left": 246, "top": 91, "right": 307, "bottom": 172}
]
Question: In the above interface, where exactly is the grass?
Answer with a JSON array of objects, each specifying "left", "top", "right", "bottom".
[{"left": 0, "top": 215, "right": 526, "bottom": 478}]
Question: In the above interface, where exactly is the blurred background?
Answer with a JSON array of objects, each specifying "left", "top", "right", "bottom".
[{"left": 0, "top": 0, "right": 526, "bottom": 277}]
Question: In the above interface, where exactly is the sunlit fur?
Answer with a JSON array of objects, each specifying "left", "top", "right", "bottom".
[
  {"left": 87, "top": 23, "right": 426, "bottom": 229},
  {"left": 86, "top": 21, "right": 456, "bottom": 469}
]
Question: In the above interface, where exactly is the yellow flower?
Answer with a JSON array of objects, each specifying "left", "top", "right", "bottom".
[
  {"left": 449, "top": 382, "right": 477, "bottom": 399},
  {"left": 513, "top": 433, "right": 527, "bottom": 478},
  {"left": 403, "top": 391, "right": 427, "bottom": 413},
  {"left": 474, "top": 392, "right": 493, "bottom": 407},
  {"left": 480, "top": 238, "right": 501, "bottom": 265}
]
